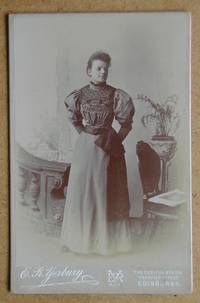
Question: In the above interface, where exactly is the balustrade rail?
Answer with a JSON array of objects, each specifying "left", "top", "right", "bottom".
[{"left": 16, "top": 144, "right": 70, "bottom": 226}]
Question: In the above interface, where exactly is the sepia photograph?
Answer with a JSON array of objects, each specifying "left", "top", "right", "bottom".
[{"left": 9, "top": 12, "right": 192, "bottom": 293}]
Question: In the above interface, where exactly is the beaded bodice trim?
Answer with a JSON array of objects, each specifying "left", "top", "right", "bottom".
[{"left": 79, "top": 84, "right": 116, "bottom": 127}]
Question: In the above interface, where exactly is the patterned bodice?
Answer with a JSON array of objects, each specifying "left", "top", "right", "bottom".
[
  {"left": 65, "top": 83, "right": 135, "bottom": 131},
  {"left": 79, "top": 84, "right": 116, "bottom": 128}
]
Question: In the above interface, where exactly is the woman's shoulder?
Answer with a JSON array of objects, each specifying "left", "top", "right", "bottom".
[
  {"left": 64, "top": 88, "right": 82, "bottom": 110},
  {"left": 65, "top": 85, "right": 88, "bottom": 100},
  {"left": 114, "top": 88, "right": 132, "bottom": 101},
  {"left": 66, "top": 88, "right": 82, "bottom": 98}
]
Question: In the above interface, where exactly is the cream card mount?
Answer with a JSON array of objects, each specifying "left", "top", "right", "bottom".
[{"left": 9, "top": 12, "right": 192, "bottom": 294}]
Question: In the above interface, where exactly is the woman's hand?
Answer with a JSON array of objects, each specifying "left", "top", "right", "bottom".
[{"left": 74, "top": 125, "right": 84, "bottom": 134}]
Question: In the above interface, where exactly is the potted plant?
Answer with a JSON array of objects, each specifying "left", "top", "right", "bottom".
[
  {"left": 137, "top": 94, "right": 180, "bottom": 192},
  {"left": 137, "top": 94, "right": 180, "bottom": 141}
]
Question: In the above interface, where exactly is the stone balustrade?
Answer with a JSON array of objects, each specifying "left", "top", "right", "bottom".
[{"left": 16, "top": 144, "right": 71, "bottom": 226}]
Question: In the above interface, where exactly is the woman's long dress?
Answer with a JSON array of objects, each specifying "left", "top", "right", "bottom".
[{"left": 60, "top": 82, "right": 135, "bottom": 255}]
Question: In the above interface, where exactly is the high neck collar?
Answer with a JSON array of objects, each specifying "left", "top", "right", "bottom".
[{"left": 89, "top": 81, "right": 107, "bottom": 90}]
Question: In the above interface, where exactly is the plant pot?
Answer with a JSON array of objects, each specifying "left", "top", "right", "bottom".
[
  {"left": 151, "top": 135, "right": 175, "bottom": 142},
  {"left": 150, "top": 136, "right": 177, "bottom": 160}
]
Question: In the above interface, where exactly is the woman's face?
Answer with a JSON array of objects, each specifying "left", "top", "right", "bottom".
[{"left": 87, "top": 59, "right": 109, "bottom": 84}]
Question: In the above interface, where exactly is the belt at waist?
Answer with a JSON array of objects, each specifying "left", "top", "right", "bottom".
[
  {"left": 83, "top": 125, "right": 108, "bottom": 135},
  {"left": 83, "top": 125, "right": 125, "bottom": 157}
]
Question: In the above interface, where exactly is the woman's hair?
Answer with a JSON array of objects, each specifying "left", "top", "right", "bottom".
[{"left": 87, "top": 51, "right": 111, "bottom": 72}]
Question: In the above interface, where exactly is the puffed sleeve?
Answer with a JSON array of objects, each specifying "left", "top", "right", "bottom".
[
  {"left": 114, "top": 89, "right": 135, "bottom": 131},
  {"left": 64, "top": 90, "right": 83, "bottom": 127}
]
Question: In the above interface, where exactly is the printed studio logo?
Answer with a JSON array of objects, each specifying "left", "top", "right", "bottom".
[{"left": 107, "top": 270, "right": 124, "bottom": 286}]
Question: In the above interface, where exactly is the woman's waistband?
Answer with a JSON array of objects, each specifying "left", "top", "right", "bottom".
[
  {"left": 83, "top": 125, "right": 110, "bottom": 135},
  {"left": 83, "top": 125, "right": 125, "bottom": 157}
]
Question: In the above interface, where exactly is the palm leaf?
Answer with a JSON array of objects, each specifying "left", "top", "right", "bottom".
[{"left": 141, "top": 113, "right": 157, "bottom": 128}]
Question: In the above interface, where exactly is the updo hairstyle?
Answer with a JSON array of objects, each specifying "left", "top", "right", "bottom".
[{"left": 86, "top": 51, "right": 111, "bottom": 74}]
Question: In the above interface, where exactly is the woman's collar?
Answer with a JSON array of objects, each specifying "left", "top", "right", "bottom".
[{"left": 89, "top": 81, "right": 107, "bottom": 90}]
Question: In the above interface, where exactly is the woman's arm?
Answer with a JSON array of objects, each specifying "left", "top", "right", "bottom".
[
  {"left": 64, "top": 90, "right": 83, "bottom": 133},
  {"left": 118, "top": 125, "right": 132, "bottom": 142},
  {"left": 114, "top": 89, "right": 135, "bottom": 141}
]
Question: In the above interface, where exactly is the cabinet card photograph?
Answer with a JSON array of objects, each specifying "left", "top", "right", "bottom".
[{"left": 9, "top": 12, "right": 192, "bottom": 294}]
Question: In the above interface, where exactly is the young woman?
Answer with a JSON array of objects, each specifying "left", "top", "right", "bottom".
[{"left": 61, "top": 51, "right": 135, "bottom": 255}]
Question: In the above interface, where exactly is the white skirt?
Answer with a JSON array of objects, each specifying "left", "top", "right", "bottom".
[{"left": 60, "top": 132, "right": 135, "bottom": 255}]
